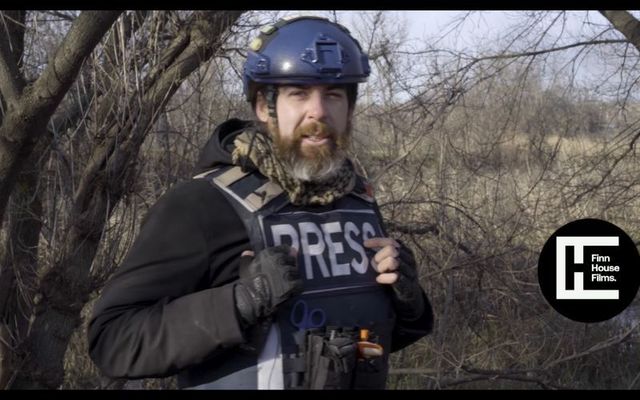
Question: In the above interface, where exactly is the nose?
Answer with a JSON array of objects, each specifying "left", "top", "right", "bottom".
[{"left": 306, "top": 90, "right": 327, "bottom": 121}]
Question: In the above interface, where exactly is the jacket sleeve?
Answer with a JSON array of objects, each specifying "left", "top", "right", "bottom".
[
  {"left": 369, "top": 198, "right": 435, "bottom": 353},
  {"left": 88, "top": 179, "right": 249, "bottom": 379},
  {"left": 390, "top": 239, "right": 435, "bottom": 352},
  {"left": 391, "top": 290, "right": 434, "bottom": 352}
]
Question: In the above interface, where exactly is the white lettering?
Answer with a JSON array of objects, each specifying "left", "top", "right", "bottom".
[
  {"left": 362, "top": 222, "right": 377, "bottom": 272},
  {"left": 322, "top": 222, "right": 350, "bottom": 276},
  {"left": 344, "top": 221, "right": 367, "bottom": 274},
  {"left": 268, "top": 218, "right": 382, "bottom": 280},
  {"left": 590, "top": 264, "right": 620, "bottom": 272},
  {"left": 362, "top": 222, "right": 376, "bottom": 241},
  {"left": 299, "top": 222, "right": 330, "bottom": 280},
  {"left": 591, "top": 254, "right": 610, "bottom": 262},
  {"left": 270, "top": 224, "right": 300, "bottom": 249},
  {"left": 591, "top": 274, "right": 616, "bottom": 282}
]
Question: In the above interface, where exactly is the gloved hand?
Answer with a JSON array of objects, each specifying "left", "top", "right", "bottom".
[
  {"left": 233, "top": 245, "right": 303, "bottom": 328},
  {"left": 365, "top": 237, "right": 427, "bottom": 321},
  {"left": 392, "top": 242, "right": 426, "bottom": 321}
]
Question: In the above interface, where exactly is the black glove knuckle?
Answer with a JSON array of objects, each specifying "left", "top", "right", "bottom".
[{"left": 272, "top": 244, "right": 291, "bottom": 254}]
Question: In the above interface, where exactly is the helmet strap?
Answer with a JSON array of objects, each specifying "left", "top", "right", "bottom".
[{"left": 265, "top": 85, "right": 278, "bottom": 121}]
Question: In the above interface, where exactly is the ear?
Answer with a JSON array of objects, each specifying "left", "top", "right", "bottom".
[{"left": 255, "top": 92, "right": 270, "bottom": 123}]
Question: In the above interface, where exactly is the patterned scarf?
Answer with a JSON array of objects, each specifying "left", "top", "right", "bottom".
[{"left": 232, "top": 129, "right": 356, "bottom": 206}]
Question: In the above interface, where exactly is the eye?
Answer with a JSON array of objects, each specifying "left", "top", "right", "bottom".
[
  {"left": 289, "top": 89, "right": 307, "bottom": 98},
  {"left": 327, "top": 90, "right": 346, "bottom": 100}
]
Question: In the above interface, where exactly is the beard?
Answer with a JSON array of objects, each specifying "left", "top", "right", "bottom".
[{"left": 269, "top": 119, "right": 351, "bottom": 182}]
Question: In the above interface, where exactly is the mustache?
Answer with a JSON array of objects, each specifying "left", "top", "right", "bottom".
[{"left": 293, "top": 121, "right": 337, "bottom": 142}]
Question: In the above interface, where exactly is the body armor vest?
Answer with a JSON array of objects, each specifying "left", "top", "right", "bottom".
[{"left": 195, "top": 165, "right": 395, "bottom": 389}]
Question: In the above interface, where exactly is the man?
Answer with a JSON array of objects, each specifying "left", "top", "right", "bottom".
[{"left": 88, "top": 15, "right": 433, "bottom": 390}]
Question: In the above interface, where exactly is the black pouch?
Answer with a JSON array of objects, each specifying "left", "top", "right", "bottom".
[
  {"left": 287, "top": 327, "right": 389, "bottom": 390},
  {"left": 303, "top": 328, "right": 358, "bottom": 390},
  {"left": 351, "top": 328, "right": 388, "bottom": 390},
  {"left": 351, "top": 354, "right": 388, "bottom": 389}
]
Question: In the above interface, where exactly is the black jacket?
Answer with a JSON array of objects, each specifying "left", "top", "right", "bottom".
[{"left": 87, "top": 118, "right": 434, "bottom": 388}]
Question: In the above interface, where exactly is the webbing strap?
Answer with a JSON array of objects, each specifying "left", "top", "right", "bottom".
[
  {"left": 192, "top": 168, "right": 218, "bottom": 180},
  {"left": 213, "top": 166, "right": 250, "bottom": 187},
  {"left": 244, "top": 180, "right": 285, "bottom": 211},
  {"left": 282, "top": 356, "right": 306, "bottom": 373}
]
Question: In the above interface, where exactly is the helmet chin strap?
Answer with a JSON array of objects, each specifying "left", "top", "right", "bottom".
[{"left": 265, "top": 85, "right": 278, "bottom": 121}]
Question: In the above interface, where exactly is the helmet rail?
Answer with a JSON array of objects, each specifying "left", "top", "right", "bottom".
[{"left": 243, "top": 16, "right": 371, "bottom": 106}]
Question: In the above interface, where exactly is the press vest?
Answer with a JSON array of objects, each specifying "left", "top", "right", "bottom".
[{"left": 192, "top": 166, "right": 395, "bottom": 389}]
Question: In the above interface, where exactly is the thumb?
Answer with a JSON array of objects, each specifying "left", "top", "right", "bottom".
[{"left": 238, "top": 250, "right": 256, "bottom": 277}]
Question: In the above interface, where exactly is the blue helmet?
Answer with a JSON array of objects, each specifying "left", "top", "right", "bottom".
[{"left": 243, "top": 16, "right": 371, "bottom": 105}]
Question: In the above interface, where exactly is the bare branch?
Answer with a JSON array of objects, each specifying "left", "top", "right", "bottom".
[
  {"left": 42, "top": 11, "right": 76, "bottom": 22},
  {"left": 461, "top": 39, "right": 627, "bottom": 70},
  {"left": 0, "top": 11, "right": 121, "bottom": 228},
  {"left": 0, "top": 11, "right": 27, "bottom": 102},
  {"left": 543, "top": 321, "right": 640, "bottom": 370},
  {"left": 370, "top": 90, "right": 460, "bottom": 184},
  {"left": 0, "top": 11, "right": 26, "bottom": 68}
]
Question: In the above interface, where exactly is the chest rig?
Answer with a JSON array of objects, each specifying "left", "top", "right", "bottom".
[{"left": 197, "top": 165, "right": 395, "bottom": 389}]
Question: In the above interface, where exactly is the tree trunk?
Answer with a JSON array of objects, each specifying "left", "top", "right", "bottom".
[
  {"left": 0, "top": 11, "right": 121, "bottom": 229},
  {"left": 599, "top": 10, "right": 640, "bottom": 53},
  {"left": 9, "top": 10, "right": 244, "bottom": 389},
  {"left": 1, "top": 95, "right": 94, "bottom": 388},
  {"left": 0, "top": 11, "right": 26, "bottom": 144}
]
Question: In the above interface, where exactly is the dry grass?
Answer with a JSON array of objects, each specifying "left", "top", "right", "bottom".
[{"left": 372, "top": 122, "right": 640, "bottom": 388}]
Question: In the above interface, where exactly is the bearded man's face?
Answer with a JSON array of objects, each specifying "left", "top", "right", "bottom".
[{"left": 256, "top": 84, "right": 352, "bottom": 181}]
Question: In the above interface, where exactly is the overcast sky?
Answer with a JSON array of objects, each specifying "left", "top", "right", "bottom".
[
  {"left": 279, "top": 10, "right": 623, "bottom": 51},
  {"left": 272, "top": 11, "right": 638, "bottom": 100}
]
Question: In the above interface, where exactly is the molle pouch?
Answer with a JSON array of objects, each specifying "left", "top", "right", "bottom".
[
  {"left": 351, "top": 349, "right": 388, "bottom": 389},
  {"left": 351, "top": 328, "right": 391, "bottom": 390},
  {"left": 304, "top": 328, "right": 358, "bottom": 390}
]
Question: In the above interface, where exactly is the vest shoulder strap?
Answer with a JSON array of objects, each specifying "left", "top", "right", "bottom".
[
  {"left": 198, "top": 165, "right": 286, "bottom": 213},
  {"left": 244, "top": 180, "right": 285, "bottom": 211},
  {"left": 192, "top": 168, "right": 219, "bottom": 180},
  {"left": 198, "top": 167, "right": 374, "bottom": 207}
]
